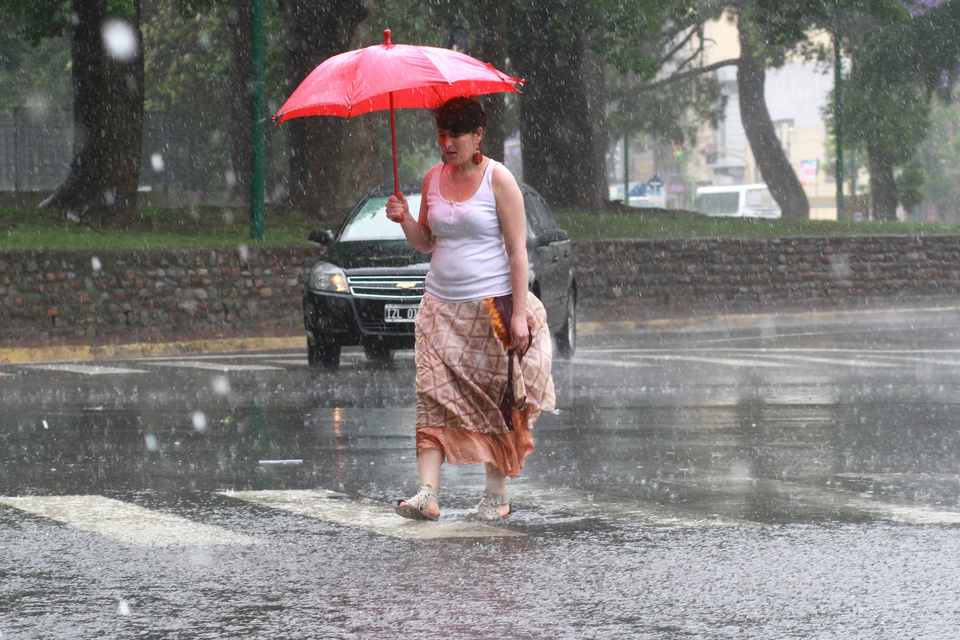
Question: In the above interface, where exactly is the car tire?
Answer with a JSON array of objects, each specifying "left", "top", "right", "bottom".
[
  {"left": 363, "top": 341, "right": 394, "bottom": 364},
  {"left": 555, "top": 289, "right": 576, "bottom": 359},
  {"left": 308, "top": 334, "right": 341, "bottom": 369}
]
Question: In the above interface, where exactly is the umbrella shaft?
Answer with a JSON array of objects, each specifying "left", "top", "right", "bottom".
[{"left": 389, "top": 92, "right": 403, "bottom": 221}]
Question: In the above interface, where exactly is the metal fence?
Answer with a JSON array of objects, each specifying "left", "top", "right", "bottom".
[
  {"left": 0, "top": 108, "right": 73, "bottom": 191},
  {"left": 0, "top": 109, "right": 253, "bottom": 197}
]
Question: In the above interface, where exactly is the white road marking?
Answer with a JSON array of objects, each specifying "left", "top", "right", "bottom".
[
  {"left": 571, "top": 357, "right": 656, "bottom": 368},
  {"left": 762, "top": 354, "right": 902, "bottom": 368},
  {"left": 518, "top": 485, "right": 748, "bottom": 528},
  {"left": 221, "top": 489, "right": 524, "bottom": 540},
  {"left": 143, "top": 360, "right": 284, "bottom": 372},
  {"left": 0, "top": 495, "right": 259, "bottom": 547},
  {"left": 23, "top": 364, "right": 149, "bottom": 375},
  {"left": 634, "top": 354, "right": 785, "bottom": 368}
]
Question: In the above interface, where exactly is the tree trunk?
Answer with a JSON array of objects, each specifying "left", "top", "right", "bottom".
[
  {"left": 226, "top": 0, "right": 252, "bottom": 204},
  {"left": 867, "top": 144, "right": 898, "bottom": 221},
  {"left": 737, "top": 24, "right": 809, "bottom": 219},
  {"left": 474, "top": 0, "right": 508, "bottom": 162},
  {"left": 282, "top": 0, "right": 366, "bottom": 223},
  {"left": 510, "top": 5, "right": 605, "bottom": 212},
  {"left": 41, "top": 0, "right": 144, "bottom": 227}
]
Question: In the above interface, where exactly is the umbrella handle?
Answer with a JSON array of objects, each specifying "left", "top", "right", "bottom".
[{"left": 389, "top": 92, "right": 403, "bottom": 221}]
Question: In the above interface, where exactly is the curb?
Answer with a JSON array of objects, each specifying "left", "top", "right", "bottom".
[{"left": 0, "top": 336, "right": 304, "bottom": 365}]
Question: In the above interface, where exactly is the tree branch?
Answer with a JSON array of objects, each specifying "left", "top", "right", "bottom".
[{"left": 640, "top": 57, "right": 740, "bottom": 92}]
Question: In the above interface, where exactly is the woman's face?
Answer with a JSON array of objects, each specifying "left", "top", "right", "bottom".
[{"left": 437, "top": 127, "right": 482, "bottom": 166}]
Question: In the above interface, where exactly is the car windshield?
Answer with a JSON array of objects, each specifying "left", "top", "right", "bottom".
[{"left": 339, "top": 194, "right": 422, "bottom": 241}]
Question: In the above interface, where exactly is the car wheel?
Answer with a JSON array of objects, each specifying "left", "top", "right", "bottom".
[
  {"left": 363, "top": 341, "right": 394, "bottom": 364},
  {"left": 307, "top": 334, "right": 341, "bottom": 369},
  {"left": 555, "top": 289, "right": 576, "bottom": 359}
]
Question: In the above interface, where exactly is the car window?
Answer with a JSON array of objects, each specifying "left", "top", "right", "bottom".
[
  {"left": 524, "top": 190, "right": 546, "bottom": 236},
  {"left": 533, "top": 192, "right": 559, "bottom": 230},
  {"left": 339, "top": 195, "right": 422, "bottom": 241}
]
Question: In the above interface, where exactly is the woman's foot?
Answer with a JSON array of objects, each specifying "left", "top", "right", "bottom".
[
  {"left": 396, "top": 484, "right": 440, "bottom": 521},
  {"left": 470, "top": 490, "right": 511, "bottom": 520}
]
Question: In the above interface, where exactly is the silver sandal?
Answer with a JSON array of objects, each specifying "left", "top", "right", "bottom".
[
  {"left": 396, "top": 484, "right": 440, "bottom": 521},
  {"left": 470, "top": 490, "right": 511, "bottom": 520}
]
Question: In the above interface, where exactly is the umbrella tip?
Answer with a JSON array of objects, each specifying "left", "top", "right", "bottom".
[{"left": 384, "top": 29, "right": 391, "bottom": 45}]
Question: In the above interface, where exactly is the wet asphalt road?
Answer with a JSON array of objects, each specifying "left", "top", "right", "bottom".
[{"left": 3, "top": 305, "right": 960, "bottom": 639}]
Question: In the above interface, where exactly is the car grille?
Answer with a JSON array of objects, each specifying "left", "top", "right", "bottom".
[{"left": 347, "top": 275, "right": 425, "bottom": 301}]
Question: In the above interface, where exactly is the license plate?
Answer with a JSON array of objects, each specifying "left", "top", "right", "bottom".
[{"left": 384, "top": 304, "right": 418, "bottom": 323}]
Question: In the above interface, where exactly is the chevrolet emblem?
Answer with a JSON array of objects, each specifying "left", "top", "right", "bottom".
[{"left": 395, "top": 281, "right": 417, "bottom": 289}]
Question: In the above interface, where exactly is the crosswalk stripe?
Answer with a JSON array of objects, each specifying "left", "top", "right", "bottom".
[
  {"left": 0, "top": 495, "right": 260, "bottom": 547},
  {"left": 143, "top": 360, "right": 284, "bottom": 372},
  {"left": 23, "top": 364, "right": 149, "bottom": 375},
  {"left": 518, "top": 485, "right": 749, "bottom": 528},
  {"left": 220, "top": 489, "right": 525, "bottom": 540}
]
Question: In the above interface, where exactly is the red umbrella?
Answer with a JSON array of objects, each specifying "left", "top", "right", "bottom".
[{"left": 274, "top": 30, "right": 525, "bottom": 209}]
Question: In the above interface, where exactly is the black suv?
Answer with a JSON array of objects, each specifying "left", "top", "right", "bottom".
[{"left": 303, "top": 181, "right": 576, "bottom": 368}]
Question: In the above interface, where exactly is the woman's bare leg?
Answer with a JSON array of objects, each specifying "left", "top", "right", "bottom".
[
  {"left": 418, "top": 448, "right": 444, "bottom": 491},
  {"left": 484, "top": 463, "right": 510, "bottom": 518}
]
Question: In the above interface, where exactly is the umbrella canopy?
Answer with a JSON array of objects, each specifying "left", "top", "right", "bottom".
[
  {"left": 274, "top": 30, "right": 524, "bottom": 123},
  {"left": 274, "top": 30, "right": 525, "bottom": 207}
]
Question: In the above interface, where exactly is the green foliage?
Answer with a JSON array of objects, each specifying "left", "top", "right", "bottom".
[
  {"left": 897, "top": 158, "right": 925, "bottom": 216},
  {"left": 830, "top": 0, "right": 960, "bottom": 214},
  {"left": 0, "top": 0, "right": 70, "bottom": 43},
  {"left": 139, "top": 0, "right": 286, "bottom": 195},
  {"left": 0, "top": 205, "right": 312, "bottom": 249},
  {"left": 553, "top": 207, "right": 960, "bottom": 240},
  {"left": 916, "top": 97, "right": 960, "bottom": 223}
]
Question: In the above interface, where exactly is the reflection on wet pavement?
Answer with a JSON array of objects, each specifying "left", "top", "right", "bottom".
[{"left": 4, "top": 308, "right": 960, "bottom": 638}]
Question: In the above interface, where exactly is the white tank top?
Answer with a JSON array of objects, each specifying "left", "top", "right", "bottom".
[{"left": 424, "top": 160, "right": 513, "bottom": 303}]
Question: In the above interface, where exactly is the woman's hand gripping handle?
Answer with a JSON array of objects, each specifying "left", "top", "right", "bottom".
[{"left": 386, "top": 193, "right": 408, "bottom": 223}]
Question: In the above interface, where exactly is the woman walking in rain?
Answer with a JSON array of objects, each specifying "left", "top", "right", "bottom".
[{"left": 385, "top": 96, "right": 555, "bottom": 521}]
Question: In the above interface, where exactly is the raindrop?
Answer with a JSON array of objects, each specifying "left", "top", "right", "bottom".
[
  {"left": 212, "top": 376, "right": 231, "bottom": 395},
  {"left": 102, "top": 19, "right": 138, "bottom": 64},
  {"left": 192, "top": 411, "right": 208, "bottom": 433},
  {"left": 91, "top": 257, "right": 102, "bottom": 272},
  {"left": 117, "top": 599, "right": 132, "bottom": 616},
  {"left": 238, "top": 245, "right": 250, "bottom": 262},
  {"left": 225, "top": 169, "right": 237, "bottom": 186},
  {"left": 145, "top": 434, "right": 159, "bottom": 451},
  {"left": 150, "top": 153, "right": 165, "bottom": 172}
]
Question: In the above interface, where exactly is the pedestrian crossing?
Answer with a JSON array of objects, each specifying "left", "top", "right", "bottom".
[
  {"left": 4, "top": 483, "right": 960, "bottom": 549},
  {"left": 11, "top": 347, "right": 960, "bottom": 377}
]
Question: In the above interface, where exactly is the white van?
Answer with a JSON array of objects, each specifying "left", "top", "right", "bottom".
[{"left": 694, "top": 184, "right": 781, "bottom": 219}]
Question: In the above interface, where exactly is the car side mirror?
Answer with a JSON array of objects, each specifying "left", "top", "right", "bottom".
[
  {"left": 308, "top": 230, "right": 335, "bottom": 246},
  {"left": 535, "top": 228, "right": 569, "bottom": 247}
]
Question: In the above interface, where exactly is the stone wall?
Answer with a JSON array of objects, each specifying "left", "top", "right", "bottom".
[
  {"left": 2, "top": 235, "right": 960, "bottom": 345},
  {"left": 573, "top": 235, "right": 960, "bottom": 317},
  {"left": 0, "top": 245, "right": 319, "bottom": 345}
]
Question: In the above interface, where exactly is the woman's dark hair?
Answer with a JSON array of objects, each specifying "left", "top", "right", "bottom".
[{"left": 434, "top": 97, "right": 486, "bottom": 135}]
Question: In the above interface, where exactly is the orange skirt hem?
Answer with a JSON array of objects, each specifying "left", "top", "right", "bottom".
[{"left": 416, "top": 410, "right": 534, "bottom": 479}]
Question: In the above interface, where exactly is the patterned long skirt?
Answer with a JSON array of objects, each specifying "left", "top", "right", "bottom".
[{"left": 414, "top": 293, "right": 556, "bottom": 478}]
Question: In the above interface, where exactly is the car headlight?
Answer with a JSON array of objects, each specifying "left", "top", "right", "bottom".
[{"left": 309, "top": 262, "right": 348, "bottom": 293}]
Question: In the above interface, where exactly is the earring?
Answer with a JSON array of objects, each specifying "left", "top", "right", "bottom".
[{"left": 473, "top": 148, "right": 483, "bottom": 164}]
